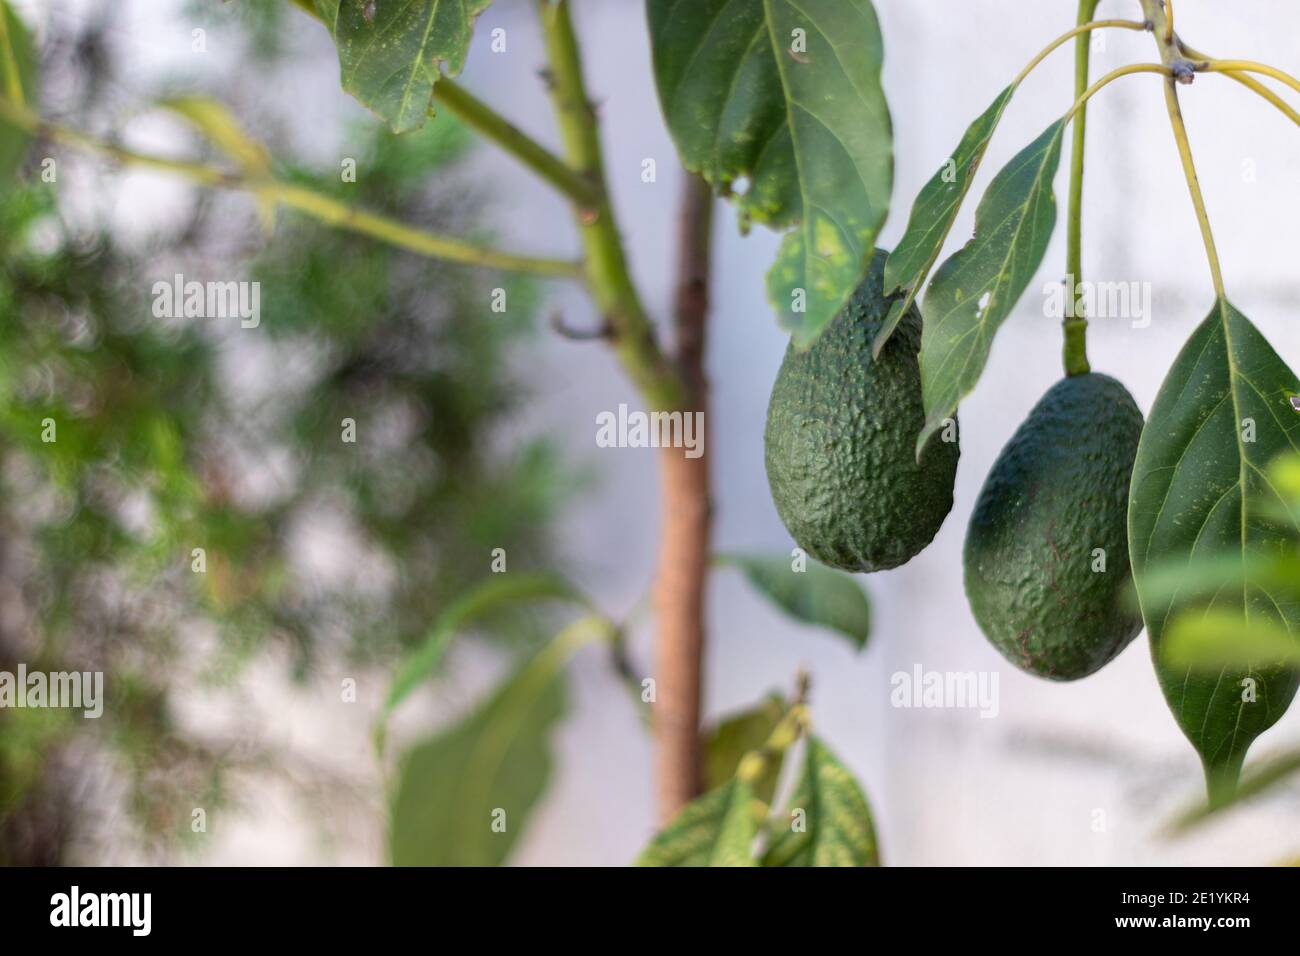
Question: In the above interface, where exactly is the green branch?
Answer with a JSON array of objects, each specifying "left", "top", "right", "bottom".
[
  {"left": 0, "top": 96, "right": 581, "bottom": 278},
  {"left": 432, "top": 80, "right": 602, "bottom": 212},
  {"left": 536, "top": 0, "right": 685, "bottom": 410}
]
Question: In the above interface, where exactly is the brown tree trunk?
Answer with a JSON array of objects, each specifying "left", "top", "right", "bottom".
[{"left": 652, "top": 173, "right": 714, "bottom": 823}]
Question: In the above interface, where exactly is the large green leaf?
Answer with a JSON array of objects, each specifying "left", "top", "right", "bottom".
[
  {"left": 388, "top": 622, "right": 593, "bottom": 866},
  {"left": 763, "top": 737, "right": 879, "bottom": 866},
  {"left": 0, "top": 0, "right": 37, "bottom": 191},
  {"left": 1129, "top": 299, "right": 1300, "bottom": 797},
  {"left": 717, "top": 553, "right": 871, "bottom": 650},
  {"left": 380, "top": 571, "right": 586, "bottom": 736},
  {"left": 636, "top": 779, "right": 758, "bottom": 867},
  {"left": 647, "top": 0, "right": 892, "bottom": 347},
  {"left": 916, "top": 120, "right": 1066, "bottom": 455},
  {"left": 876, "top": 87, "right": 1016, "bottom": 358},
  {"left": 703, "top": 694, "right": 786, "bottom": 805},
  {"left": 315, "top": 0, "right": 492, "bottom": 133}
]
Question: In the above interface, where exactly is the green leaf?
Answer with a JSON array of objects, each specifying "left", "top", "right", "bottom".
[
  {"left": 315, "top": 0, "right": 492, "bottom": 134},
  {"left": 636, "top": 779, "right": 759, "bottom": 867},
  {"left": 916, "top": 120, "right": 1066, "bottom": 455},
  {"left": 1129, "top": 298, "right": 1300, "bottom": 796},
  {"left": 0, "top": 0, "right": 37, "bottom": 191},
  {"left": 381, "top": 571, "right": 586, "bottom": 728},
  {"left": 388, "top": 619, "right": 602, "bottom": 866},
  {"left": 647, "top": 0, "right": 892, "bottom": 347},
  {"left": 763, "top": 737, "right": 880, "bottom": 866},
  {"left": 1163, "top": 610, "right": 1300, "bottom": 670},
  {"left": 1169, "top": 747, "right": 1300, "bottom": 833},
  {"left": 703, "top": 695, "right": 786, "bottom": 805},
  {"left": 877, "top": 87, "right": 1016, "bottom": 358},
  {"left": 717, "top": 553, "right": 871, "bottom": 650}
]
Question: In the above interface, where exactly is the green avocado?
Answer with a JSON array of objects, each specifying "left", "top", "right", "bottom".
[
  {"left": 964, "top": 372, "right": 1144, "bottom": 680},
  {"left": 764, "top": 252, "right": 960, "bottom": 573}
]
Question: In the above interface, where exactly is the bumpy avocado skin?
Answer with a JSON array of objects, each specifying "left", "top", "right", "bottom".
[
  {"left": 964, "top": 373, "right": 1144, "bottom": 680},
  {"left": 764, "top": 252, "right": 960, "bottom": 573}
]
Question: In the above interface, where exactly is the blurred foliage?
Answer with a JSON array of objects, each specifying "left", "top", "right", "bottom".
[{"left": 0, "top": 5, "right": 572, "bottom": 863}]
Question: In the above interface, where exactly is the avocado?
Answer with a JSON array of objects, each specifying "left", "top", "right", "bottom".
[
  {"left": 764, "top": 251, "right": 960, "bottom": 573},
  {"left": 964, "top": 372, "right": 1144, "bottom": 680}
]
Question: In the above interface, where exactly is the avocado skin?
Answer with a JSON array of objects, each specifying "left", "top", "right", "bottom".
[
  {"left": 964, "top": 373, "right": 1144, "bottom": 680},
  {"left": 764, "top": 252, "right": 960, "bottom": 573}
]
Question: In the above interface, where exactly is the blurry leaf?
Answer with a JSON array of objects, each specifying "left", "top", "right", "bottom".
[
  {"left": 717, "top": 553, "right": 871, "bottom": 650},
  {"left": 917, "top": 121, "right": 1066, "bottom": 455},
  {"left": 0, "top": 0, "right": 37, "bottom": 191},
  {"left": 764, "top": 737, "right": 879, "bottom": 866},
  {"left": 636, "top": 779, "right": 759, "bottom": 867},
  {"left": 877, "top": 87, "right": 1015, "bottom": 357},
  {"left": 388, "top": 617, "right": 607, "bottom": 866},
  {"left": 704, "top": 694, "right": 786, "bottom": 805},
  {"left": 315, "top": 0, "right": 492, "bottom": 134},
  {"left": 1130, "top": 298, "right": 1300, "bottom": 796},
  {"left": 647, "top": 0, "right": 892, "bottom": 347},
  {"left": 380, "top": 571, "right": 587, "bottom": 731},
  {"left": 1163, "top": 610, "right": 1300, "bottom": 670},
  {"left": 1132, "top": 552, "right": 1300, "bottom": 609},
  {"left": 1169, "top": 748, "right": 1300, "bottom": 834}
]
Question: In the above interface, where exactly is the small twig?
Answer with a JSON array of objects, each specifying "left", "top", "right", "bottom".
[{"left": 549, "top": 310, "right": 612, "bottom": 340}]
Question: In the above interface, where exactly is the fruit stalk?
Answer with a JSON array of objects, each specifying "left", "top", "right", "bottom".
[{"left": 1064, "top": 0, "right": 1100, "bottom": 377}]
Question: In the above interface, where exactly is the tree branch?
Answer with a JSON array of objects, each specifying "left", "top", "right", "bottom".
[
  {"left": 536, "top": 0, "right": 686, "bottom": 411},
  {"left": 0, "top": 97, "right": 582, "bottom": 278},
  {"left": 651, "top": 172, "right": 714, "bottom": 822}
]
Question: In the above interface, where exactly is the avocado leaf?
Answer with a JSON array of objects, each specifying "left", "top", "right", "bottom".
[
  {"left": 0, "top": 0, "right": 37, "bottom": 192},
  {"left": 717, "top": 553, "right": 871, "bottom": 650},
  {"left": 915, "top": 119, "right": 1066, "bottom": 455},
  {"left": 388, "top": 634, "right": 572, "bottom": 866},
  {"left": 763, "top": 737, "right": 880, "bottom": 866},
  {"left": 1169, "top": 746, "right": 1300, "bottom": 833},
  {"left": 647, "top": 0, "right": 893, "bottom": 348},
  {"left": 379, "top": 571, "right": 587, "bottom": 743},
  {"left": 315, "top": 0, "right": 492, "bottom": 133},
  {"left": 877, "top": 86, "right": 1016, "bottom": 358},
  {"left": 636, "top": 778, "right": 759, "bottom": 867},
  {"left": 1129, "top": 299, "right": 1300, "bottom": 798}
]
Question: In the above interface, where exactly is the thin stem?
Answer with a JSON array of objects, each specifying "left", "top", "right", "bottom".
[
  {"left": 1176, "top": 43, "right": 1300, "bottom": 129},
  {"left": 1061, "top": 63, "right": 1171, "bottom": 124},
  {"left": 1063, "top": 0, "right": 1101, "bottom": 378},
  {"left": 1197, "top": 60, "right": 1300, "bottom": 98},
  {"left": 286, "top": 0, "right": 602, "bottom": 213},
  {"left": 0, "top": 6, "right": 24, "bottom": 107},
  {"left": 0, "top": 96, "right": 582, "bottom": 278},
  {"left": 1164, "top": 0, "right": 1175, "bottom": 43},
  {"left": 430, "top": 80, "right": 603, "bottom": 212},
  {"left": 1161, "top": 79, "right": 1226, "bottom": 298},
  {"left": 537, "top": 0, "right": 684, "bottom": 411},
  {"left": 1011, "top": 18, "right": 1149, "bottom": 88}
]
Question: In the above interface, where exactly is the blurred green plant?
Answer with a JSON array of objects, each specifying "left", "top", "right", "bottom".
[{"left": 0, "top": 8, "right": 572, "bottom": 863}]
